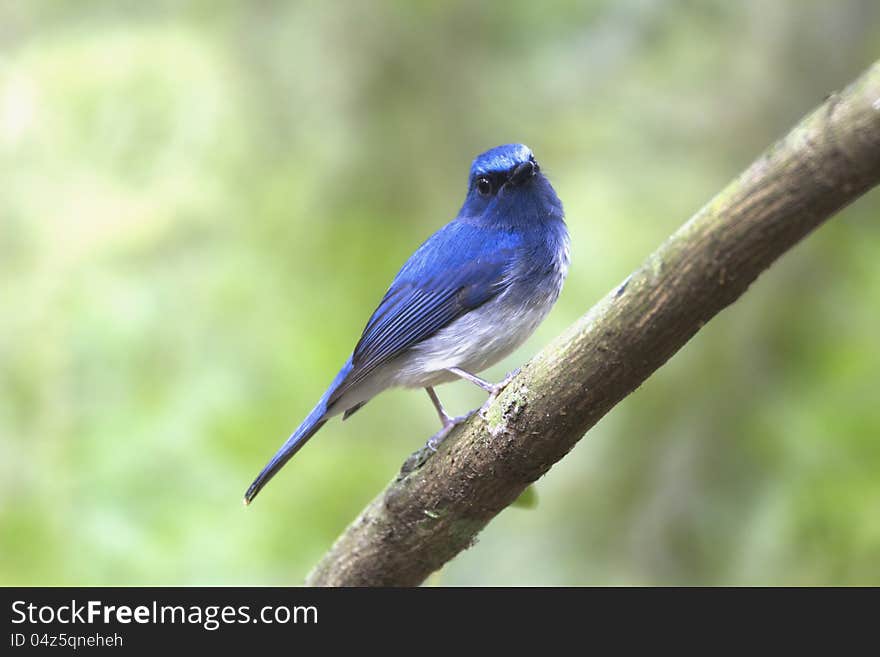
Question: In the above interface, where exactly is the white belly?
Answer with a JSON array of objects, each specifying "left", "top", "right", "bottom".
[
  {"left": 388, "top": 283, "right": 559, "bottom": 388},
  {"left": 325, "top": 229, "right": 570, "bottom": 416}
]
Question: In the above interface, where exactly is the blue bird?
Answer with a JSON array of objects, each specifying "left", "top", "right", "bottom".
[{"left": 244, "top": 144, "right": 569, "bottom": 504}]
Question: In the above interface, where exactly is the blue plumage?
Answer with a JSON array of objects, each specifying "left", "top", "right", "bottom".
[
  {"left": 245, "top": 144, "right": 569, "bottom": 504},
  {"left": 331, "top": 223, "right": 520, "bottom": 404}
]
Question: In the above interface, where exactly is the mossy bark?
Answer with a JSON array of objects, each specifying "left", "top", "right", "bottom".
[{"left": 306, "top": 61, "right": 880, "bottom": 587}]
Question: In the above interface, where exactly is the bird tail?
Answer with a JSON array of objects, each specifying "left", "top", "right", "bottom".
[{"left": 243, "top": 359, "right": 353, "bottom": 505}]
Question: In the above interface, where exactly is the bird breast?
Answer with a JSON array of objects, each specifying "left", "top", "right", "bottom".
[{"left": 391, "top": 228, "right": 569, "bottom": 389}]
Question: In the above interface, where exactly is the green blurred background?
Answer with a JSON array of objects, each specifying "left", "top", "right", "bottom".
[{"left": 2, "top": 0, "right": 879, "bottom": 586}]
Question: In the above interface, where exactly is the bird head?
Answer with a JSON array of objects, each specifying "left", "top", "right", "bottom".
[{"left": 460, "top": 143, "right": 563, "bottom": 227}]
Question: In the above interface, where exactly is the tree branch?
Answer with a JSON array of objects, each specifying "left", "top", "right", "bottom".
[{"left": 305, "top": 61, "right": 880, "bottom": 586}]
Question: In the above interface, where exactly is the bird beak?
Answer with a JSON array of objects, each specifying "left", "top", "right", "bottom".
[{"left": 508, "top": 161, "right": 536, "bottom": 186}]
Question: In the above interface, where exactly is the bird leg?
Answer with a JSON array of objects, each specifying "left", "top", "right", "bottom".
[
  {"left": 446, "top": 366, "right": 521, "bottom": 416},
  {"left": 421, "top": 366, "right": 523, "bottom": 454},
  {"left": 424, "top": 386, "right": 474, "bottom": 451}
]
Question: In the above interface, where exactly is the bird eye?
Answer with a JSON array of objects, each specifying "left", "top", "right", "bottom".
[{"left": 476, "top": 176, "right": 493, "bottom": 196}]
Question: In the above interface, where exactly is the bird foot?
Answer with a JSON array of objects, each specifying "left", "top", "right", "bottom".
[
  {"left": 427, "top": 411, "right": 476, "bottom": 451},
  {"left": 400, "top": 410, "right": 476, "bottom": 476},
  {"left": 478, "top": 367, "right": 521, "bottom": 419}
]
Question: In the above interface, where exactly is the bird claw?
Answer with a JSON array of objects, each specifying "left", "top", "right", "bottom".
[
  {"left": 425, "top": 427, "right": 450, "bottom": 452},
  {"left": 400, "top": 410, "right": 477, "bottom": 476},
  {"left": 427, "top": 411, "right": 476, "bottom": 450},
  {"left": 478, "top": 367, "right": 521, "bottom": 419}
]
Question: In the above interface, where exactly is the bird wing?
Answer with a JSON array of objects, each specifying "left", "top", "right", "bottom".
[{"left": 327, "top": 223, "right": 520, "bottom": 408}]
